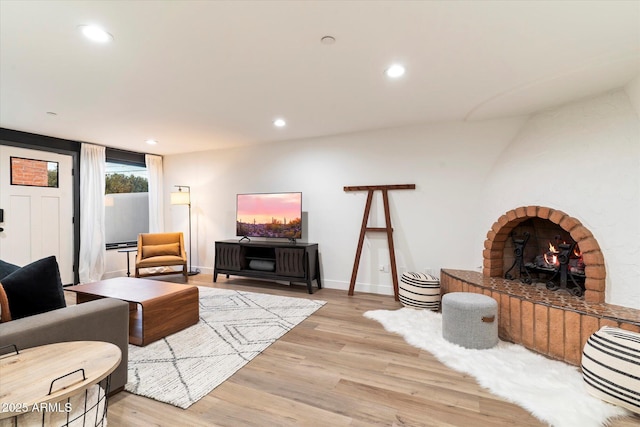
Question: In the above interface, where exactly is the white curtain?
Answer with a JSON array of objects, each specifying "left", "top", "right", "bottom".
[
  {"left": 79, "top": 144, "right": 106, "bottom": 283},
  {"left": 145, "top": 154, "right": 164, "bottom": 233}
]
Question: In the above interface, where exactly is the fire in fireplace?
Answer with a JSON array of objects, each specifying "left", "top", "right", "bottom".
[{"left": 505, "top": 230, "right": 586, "bottom": 296}]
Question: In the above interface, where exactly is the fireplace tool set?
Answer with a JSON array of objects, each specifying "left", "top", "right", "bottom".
[{"left": 504, "top": 232, "right": 586, "bottom": 297}]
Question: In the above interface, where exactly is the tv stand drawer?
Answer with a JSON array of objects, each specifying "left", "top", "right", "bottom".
[
  {"left": 275, "top": 248, "right": 305, "bottom": 277},
  {"left": 215, "top": 243, "right": 243, "bottom": 270}
]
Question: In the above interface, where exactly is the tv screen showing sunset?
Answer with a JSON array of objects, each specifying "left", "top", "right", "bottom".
[{"left": 236, "top": 192, "right": 302, "bottom": 239}]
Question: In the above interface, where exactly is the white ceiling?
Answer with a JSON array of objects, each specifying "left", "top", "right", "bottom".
[{"left": 1, "top": 1, "right": 639, "bottom": 155}]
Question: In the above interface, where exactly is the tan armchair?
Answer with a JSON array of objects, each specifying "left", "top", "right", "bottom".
[{"left": 135, "top": 232, "right": 188, "bottom": 280}]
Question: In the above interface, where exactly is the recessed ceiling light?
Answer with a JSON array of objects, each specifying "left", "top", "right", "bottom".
[
  {"left": 385, "top": 64, "right": 406, "bottom": 78},
  {"left": 321, "top": 35, "right": 336, "bottom": 45},
  {"left": 79, "top": 25, "right": 113, "bottom": 43},
  {"left": 273, "top": 119, "right": 286, "bottom": 128},
  {"left": 146, "top": 139, "right": 158, "bottom": 145}
]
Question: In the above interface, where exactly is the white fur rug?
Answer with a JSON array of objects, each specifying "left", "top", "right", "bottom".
[{"left": 364, "top": 308, "right": 631, "bottom": 427}]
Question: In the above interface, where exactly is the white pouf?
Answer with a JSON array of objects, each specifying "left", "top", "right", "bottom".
[
  {"left": 582, "top": 326, "right": 640, "bottom": 415},
  {"left": 399, "top": 272, "right": 440, "bottom": 311},
  {"left": 442, "top": 292, "right": 498, "bottom": 349}
]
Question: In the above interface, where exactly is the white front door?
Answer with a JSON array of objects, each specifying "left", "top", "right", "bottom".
[{"left": 0, "top": 145, "right": 74, "bottom": 284}]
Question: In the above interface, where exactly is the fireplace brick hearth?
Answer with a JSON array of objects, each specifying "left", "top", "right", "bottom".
[{"left": 440, "top": 269, "right": 640, "bottom": 366}]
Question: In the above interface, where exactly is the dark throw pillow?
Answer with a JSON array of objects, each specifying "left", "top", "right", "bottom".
[
  {"left": 0, "top": 259, "right": 20, "bottom": 280},
  {"left": 0, "top": 256, "right": 66, "bottom": 320}
]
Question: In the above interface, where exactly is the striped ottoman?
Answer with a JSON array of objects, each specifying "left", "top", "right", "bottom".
[
  {"left": 582, "top": 326, "right": 640, "bottom": 414},
  {"left": 399, "top": 272, "right": 440, "bottom": 311}
]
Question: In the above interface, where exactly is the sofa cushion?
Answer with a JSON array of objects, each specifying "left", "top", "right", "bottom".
[
  {"left": 0, "top": 259, "right": 20, "bottom": 280},
  {"left": 0, "top": 256, "right": 66, "bottom": 321},
  {"left": 142, "top": 242, "right": 180, "bottom": 259}
]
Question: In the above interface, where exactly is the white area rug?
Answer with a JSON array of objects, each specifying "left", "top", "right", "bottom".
[
  {"left": 364, "top": 308, "right": 631, "bottom": 427},
  {"left": 125, "top": 287, "right": 325, "bottom": 408}
]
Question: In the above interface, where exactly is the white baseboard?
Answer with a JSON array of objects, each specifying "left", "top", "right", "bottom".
[
  {"left": 103, "top": 266, "right": 395, "bottom": 297},
  {"left": 320, "top": 279, "right": 395, "bottom": 296}
]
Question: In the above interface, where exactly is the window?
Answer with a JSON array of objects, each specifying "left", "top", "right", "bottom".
[
  {"left": 10, "top": 156, "right": 59, "bottom": 188},
  {"left": 105, "top": 160, "right": 149, "bottom": 248}
]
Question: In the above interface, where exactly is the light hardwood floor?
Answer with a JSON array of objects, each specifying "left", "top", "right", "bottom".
[{"left": 103, "top": 275, "right": 639, "bottom": 427}]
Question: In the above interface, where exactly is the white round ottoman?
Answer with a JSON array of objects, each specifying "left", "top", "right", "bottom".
[
  {"left": 399, "top": 272, "right": 440, "bottom": 311},
  {"left": 442, "top": 292, "right": 498, "bottom": 349},
  {"left": 582, "top": 326, "right": 640, "bottom": 415}
]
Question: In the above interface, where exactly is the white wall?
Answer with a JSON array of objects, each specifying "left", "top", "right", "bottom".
[
  {"left": 480, "top": 89, "right": 640, "bottom": 309},
  {"left": 162, "top": 118, "right": 525, "bottom": 294},
  {"left": 105, "top": 88, "right": 639, "bottom": 310}
]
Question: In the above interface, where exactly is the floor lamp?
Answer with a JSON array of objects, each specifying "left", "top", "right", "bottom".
[{"left": 170, "top": 185, "right": 199, "bottom": 275}]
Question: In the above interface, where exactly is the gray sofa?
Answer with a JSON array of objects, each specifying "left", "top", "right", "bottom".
[{"left": 0, "top": 297, "right": 129, "bottom": 392}]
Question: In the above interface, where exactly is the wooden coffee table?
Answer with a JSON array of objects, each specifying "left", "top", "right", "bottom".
[{"left": 66, "top": 277, "right": 199, "bottom": 346}]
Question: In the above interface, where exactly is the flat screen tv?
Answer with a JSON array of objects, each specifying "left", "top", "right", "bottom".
[{"left": 236, "top": 192, "right": 302, "bottom": 240}]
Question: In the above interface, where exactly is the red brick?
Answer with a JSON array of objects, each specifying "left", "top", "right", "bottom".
[
  {"left": 599, "top": 318, "right": 619, "bottom": 328},
  {"left": 549, "top": 209, "right": 567, "bottom": 225},
  {"left": 585, "top": 290, "right": 605, "bottom": 303},
  {"left": 570, "top": 226, "right": 593, "bottom": 242},
  {"left": 521, "top": 301, "right": 534, "bottom": 350},
  {"left": 559, "top": 216, "right": 581, "bottom": 232},
  {"left": 515, "top": 207, "right": 527, "bottom": 218},
  {"left": 538, "top": 207, "right": 551, "bottom": 219},
  {"left": 483, "top": 249, "right": 502, "bottom": 259},
  {"left": 579, "top": 237, "right": 600, "bottom": 254},
  {"left": 620, "top": 323, "right": 640, "bottom": 333},
  {"left": 525, "top": 206, "right": 538, "bottom": 217},
  {"left": 509, "top": 297, "right": 522, "bottom": 344},
  {"left": 548, "top": 308, "right": 564, "bottom": 360},
  {"left": 484, "top": 266, "right": 503, "bottom": 277},
  {"left": 534, "top": 304, "right": 549, "bottom": 354},
  {"left": 583, "top": 251, "right": 604, "bottom": 265},
  {"left": 497, "top": 215, "right": 510, "bottom": 227},
  {"left": 564, "top": 311, "right": 581, "bottom": 365},
  {"left": 450, "top": 279, "right": 462, "bottom": 293},
  {"left": 493, "top": 232, "right": 509, "bottom": 243},
  {"left": 584, "top": 265, "right": 606, "bottom": 280},
  {"left": 506, "top": 210, "right": 517, "bottom": 221},
  {"left": 499, "top": 293, "right": 510, "bottom": 341},
  {"left": 581, "top": 315, "right": 599, "bottom": 357},
  {"left": 584, "top": 278, "right": 605, "bottom": 292}
]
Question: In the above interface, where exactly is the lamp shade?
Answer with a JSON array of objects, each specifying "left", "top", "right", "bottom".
[{"left": 170, "top": 191, "right": 190, "bottom": 205}]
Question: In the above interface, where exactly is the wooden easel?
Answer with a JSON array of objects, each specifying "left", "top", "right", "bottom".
[{"left": 344, "top": 184, "right": 416, "bottom": 300}]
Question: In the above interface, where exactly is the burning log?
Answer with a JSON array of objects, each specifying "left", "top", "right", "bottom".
[{"left": 525, "top": 239, "right": 585, "bottom": 296}]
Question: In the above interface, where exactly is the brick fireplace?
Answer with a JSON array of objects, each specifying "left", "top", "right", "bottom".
[
  {"left": 482, "top": 206, "right": 605, "bottom": 303},
  {"left": 440, "top": 206, "right": 640, "bottom": 366}
]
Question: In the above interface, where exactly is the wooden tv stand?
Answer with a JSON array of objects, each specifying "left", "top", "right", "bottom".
[{"left": 214, "top": 240, "right": 322, "bottom": 294}]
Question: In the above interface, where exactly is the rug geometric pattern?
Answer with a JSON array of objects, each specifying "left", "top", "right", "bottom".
[{"left": 125, "top": 287, "right": 325, "bottom": 408}]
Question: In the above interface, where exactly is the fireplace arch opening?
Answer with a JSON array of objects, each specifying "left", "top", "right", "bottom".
[{"left": 483, "top": 206, "right": 605, "bottom": 303}]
